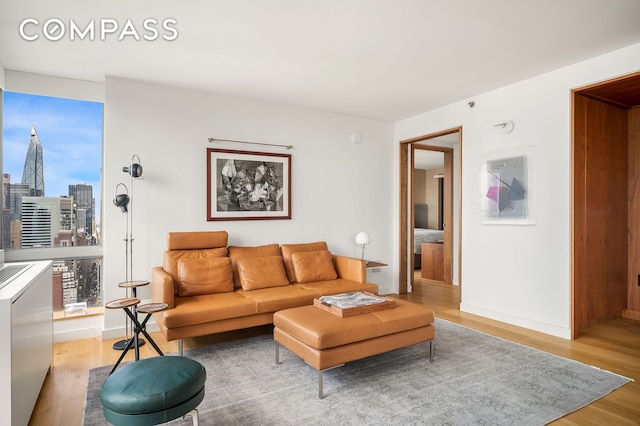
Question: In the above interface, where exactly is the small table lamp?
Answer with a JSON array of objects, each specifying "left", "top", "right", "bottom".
[{"left": 355, "top": 232, "right": 370, "bottom": 264}]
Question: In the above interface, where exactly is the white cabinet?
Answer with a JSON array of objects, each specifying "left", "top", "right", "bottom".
[{"left": 0, "top": 261, "right": 53, "bottom": 426}]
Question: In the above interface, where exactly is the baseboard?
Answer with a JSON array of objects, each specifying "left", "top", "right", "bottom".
[
  {"left": 101, "top": 321, "right": 160, "bottom": 340},
  {"left": 460, "top": 303, "right": 572, "bottom": 340},
  {"left": 377, "top": 282, "right": 394, "bottom": 295},
  {"left": 622, "top": 309, "right": 640, "bottom": 321},
  {"left": 53, "top": 312, "right": 160, "bottom": 342}
]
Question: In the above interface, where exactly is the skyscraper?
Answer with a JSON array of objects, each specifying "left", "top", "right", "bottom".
[
  {"left": 68, "top": 183, "right": 94, "bottom": 236},
  {"left": 21, "top": 196, "right": 61, "bottom": 248},
  {"left": 21, "top": 125, "right": 45, "bottom": 197}
]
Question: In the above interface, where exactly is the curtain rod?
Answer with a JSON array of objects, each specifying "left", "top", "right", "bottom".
[{"left": 208, "top": 137, "right": 294, "bottom": 150}]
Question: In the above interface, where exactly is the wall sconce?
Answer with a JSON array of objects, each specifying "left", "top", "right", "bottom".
[
  {"left": 494, "top": 120, "right": 514, "bottom": 134},
  {"left": 355, "top": 232, "right": 370, "bottom": 264}
]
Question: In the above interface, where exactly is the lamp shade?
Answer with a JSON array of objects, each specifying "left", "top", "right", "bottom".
[
  {"left": 355, "top": 232, "right": 370, "bottom": 245},
  {"left": 113, "top": 193, "right": 129, "bottom": 213},
  {"left": 123, "top": 163, "right": 143, "bottom": 178},
  {"left": 123, "top": 154, "right": 144, "bottom": 178}
]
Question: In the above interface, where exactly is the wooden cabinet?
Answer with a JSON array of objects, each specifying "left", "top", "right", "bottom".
[{"left": 421, "top": 242, "right": 444, "bottom": 281}]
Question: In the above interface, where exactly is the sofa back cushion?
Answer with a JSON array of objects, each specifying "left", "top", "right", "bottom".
[
  {"left": 162, "top": 231, "right": 229, "bottom": 294},
  {"left": 281, "top": 241, "right": 329, "bottom": 283},
  {"left": 176, "top": 258, "right": 234, "bottom": 296},
  {"left": 291, "top": 250, "right": 338, "bottom": 283},
  {"left": 164, "top": 247, "right": 228, "bottom": 290},
  {"left": 228, "top": 243, "right": 282, "bottom": 289},
  {"left": 236, "top": 256, "right": 289, "bottom": 291}
]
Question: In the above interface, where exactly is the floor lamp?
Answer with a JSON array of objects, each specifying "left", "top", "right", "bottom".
[{"left": 112, "top": 154, "right": 145, "bottom": 350}]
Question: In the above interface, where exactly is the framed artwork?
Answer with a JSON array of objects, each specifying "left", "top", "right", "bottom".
[
  {"left": 207, "top": 148, "right": 291, "bottom": 221},
  {"left": 480, "top": 147, "right": 534, "bottom": 225}
]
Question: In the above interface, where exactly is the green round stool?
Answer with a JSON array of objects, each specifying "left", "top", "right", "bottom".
[{"left": 100, "top": 356, "right": 206, "bottom": 425}]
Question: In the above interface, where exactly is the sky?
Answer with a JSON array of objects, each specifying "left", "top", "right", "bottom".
[{"left": 2, "top": 91, "right": 103, "bottom": 222}]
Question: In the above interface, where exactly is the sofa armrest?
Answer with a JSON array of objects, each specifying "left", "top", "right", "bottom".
[
  {"left": 332, "top": 255, "right": 366, "bottom": 283},
  {"left": 151, "top": 266, "right": 176, "bottom": 309}
]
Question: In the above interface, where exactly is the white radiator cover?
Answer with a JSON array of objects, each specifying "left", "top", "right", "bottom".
[{"left": 0, "top": 260, "right": 53, "bottom": 425}]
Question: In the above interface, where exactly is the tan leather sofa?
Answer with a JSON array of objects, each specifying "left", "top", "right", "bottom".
[{"left": 151, "top": 231, "right": 378, "bottom": 355}]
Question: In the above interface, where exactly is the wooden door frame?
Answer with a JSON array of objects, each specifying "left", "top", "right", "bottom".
[
  {"left": 571, "top": 70, "right": 640, "bottom": 338},
  {"left": 399, "top": 127, "right": 462, "bottom": 294}
]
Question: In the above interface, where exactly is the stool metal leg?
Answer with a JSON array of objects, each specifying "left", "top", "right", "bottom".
[{"left": 182, "top": 408, "right": 199, "bottom": 426}]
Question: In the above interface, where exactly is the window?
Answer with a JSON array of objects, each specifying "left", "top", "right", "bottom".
[{"left": 2, "top": 91, "right": 103, "bottom": 310}]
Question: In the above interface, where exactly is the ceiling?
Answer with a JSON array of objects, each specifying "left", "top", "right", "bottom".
[{"left": 2, "top": 1, "right": 640, "bottom": 121}]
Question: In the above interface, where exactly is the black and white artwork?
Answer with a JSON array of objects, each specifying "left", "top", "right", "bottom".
[{"left": 207, "top": 148, "right": 291, "bottom": 221}]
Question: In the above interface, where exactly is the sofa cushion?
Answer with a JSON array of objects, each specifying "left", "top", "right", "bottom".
[
  {"left": 239, "top": 285, "right": 319, "bottom": 313},
  {"left": 164, "top": 247, "right": 228, "bottom": 292},
  {"left": 228, "top": 243, "right": 282, "bottom": 289},
  {"left": 281, "top": 241, "right": 329, "bottom": 282},
  {"left": 177, "top": 258, "right": 234, "bottom": 296},
  {"left": 297, "top": 278, "right": 378, "bottom": 296},
  {"left": 291, "top": 250, "right": 337, "bottom": 283},
  {"left": 163, "top": 292, "right": 257, "bottom": 328},
  {"left": 236, "top": 255, "right": 289, "bottom": 291}
]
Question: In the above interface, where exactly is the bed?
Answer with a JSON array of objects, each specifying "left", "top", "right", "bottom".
[{"left": 414, "top": 204, "right": 444, "bottom": 269}]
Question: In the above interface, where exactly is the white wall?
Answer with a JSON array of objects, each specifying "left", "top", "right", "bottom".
[
  {"left": 102, "top": 77, "right": 394, "bottom": 337},
  {"left": 395, "top": 42, "right": 640, "bottom": 339},
  {"left": 0, "top": 64, "right": 5, "bottom": 89}
]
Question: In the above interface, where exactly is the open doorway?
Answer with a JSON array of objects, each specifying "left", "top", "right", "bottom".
[
  {"left": 413, "top": 148, "right": 445, "bottom": 281},
  {"left": 398, "top": 128, "right": 461, "bottom": 297},
  {"left": 572, "top": 71, "right": 640, "bottom": 338}
]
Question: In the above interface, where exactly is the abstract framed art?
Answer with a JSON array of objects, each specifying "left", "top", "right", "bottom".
[
  {"left": 207, "top": 148, "right": 291, "bottom": 221},
  {"left": 480, "top": 146, "right": 535, "bottom": 225}
]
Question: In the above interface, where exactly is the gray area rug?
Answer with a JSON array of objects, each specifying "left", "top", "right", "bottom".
[{"left": 84, "top": 318, "right": 631, "bottom": 425}]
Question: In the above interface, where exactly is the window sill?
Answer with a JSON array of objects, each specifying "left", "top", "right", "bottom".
[{"left": 53, "top": 306, "right": 104, "bottom": 321}]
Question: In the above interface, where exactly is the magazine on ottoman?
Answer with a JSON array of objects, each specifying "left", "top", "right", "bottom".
[{"left": 314, "top": 292, "right": 396, "bottom": 317}]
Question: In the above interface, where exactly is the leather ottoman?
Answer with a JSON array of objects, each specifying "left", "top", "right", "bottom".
[
  {"left": 100, "top": 356, "right": 206, "bottom": 425},
  {"left": 273, "top": 298, "right": 434, "bottom": 398}
]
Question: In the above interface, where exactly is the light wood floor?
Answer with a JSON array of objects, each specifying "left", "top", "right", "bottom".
[{"left": 29, "top": 276, "right": 640, "bottom": 425}]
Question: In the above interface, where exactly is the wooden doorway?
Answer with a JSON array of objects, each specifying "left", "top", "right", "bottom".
[
  {"left": 572, "top": 71, "right": 640, "bottom": 338},
  {"left": 399, "top": 128, "right": 461, "bottom": 295}
]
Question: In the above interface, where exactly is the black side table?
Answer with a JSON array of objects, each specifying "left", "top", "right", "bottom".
[
  {"left": 106, "top": 297, "right": 168, "bottom": 374},
  {"left": 113, "top": 280, "right": 149, "bottom": 350}
]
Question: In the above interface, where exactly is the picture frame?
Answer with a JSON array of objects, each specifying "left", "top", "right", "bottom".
[
  {"left": 207, "top": 148, "right": 291, "bottom": 221},
  {"left": 479, "top": 146, "right": 535, "bottom": 225}
]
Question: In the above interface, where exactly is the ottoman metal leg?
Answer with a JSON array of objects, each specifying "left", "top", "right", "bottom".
[
  {"left": 429, "top": 339, "right": 434, "bottom": 362},
  {"left": 317, "top": 364, "right": 344, "bottom": 399}
]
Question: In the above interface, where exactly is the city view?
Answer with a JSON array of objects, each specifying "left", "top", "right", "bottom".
[{"left": 2, "top": 91, "right": 103, "bottom": 310}]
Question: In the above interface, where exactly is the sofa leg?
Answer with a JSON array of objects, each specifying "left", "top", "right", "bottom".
[
  {"left": 275, "top": 342, "right": 280, "bottom": 365},
  {"left": 178, "top": 339, "right": 184, "bottom": 357}
]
